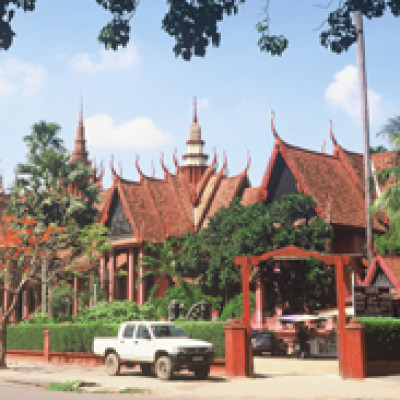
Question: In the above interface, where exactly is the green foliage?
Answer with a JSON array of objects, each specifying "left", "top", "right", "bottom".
[
  {"left": 49, "top": 281, "right": 75, "bottom": 323},
  {"left": 3, "top": 1, "right": 398, "bottom": 58},
  {"left": 139, "top": 298, "right": 169, "bottom": 321},
  {"left": 175, "top": 321, "right": 226, "bottom": 358},
  {"left": 139, "top": 283, "right": 223, "bottom": 320},
  {"left": 320, "top": 1, "right": 400, "bottom": 54},
  {"left": 140, "top": 239, "right": 183, "bottom": 298},
  {"left": 49, "top": 324, "right": 119, "bottom": 352},
  {"left": 358, "top": 317, "right": 400, "bottom": 361},
  {"left": 179, "top": 194, "right": 333, "bottom": 309},
  {"left": 372, "top": 116, "right": 400, "bottom": 255},
  {"left": 7, "top": 321, "right": 225, "bottom": 358},
  {"left": 8, "top": 121, "right": 99, "bottom": 231},
  {"left": 7, "top": 324, "right": 45, "bottom": 350},
  {"left": 73, "top": 301, "right": 140, "bottom": 324},
  {"left": 47, "top": 381, "right": 82, "bottom": 392},
  {"left": 220, "top": 292, "right": 255, "bottom": 321}
]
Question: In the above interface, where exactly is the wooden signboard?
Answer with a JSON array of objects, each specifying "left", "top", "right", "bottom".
[{"left": 354, "top": 286, "right": 392, "bottom": 317}]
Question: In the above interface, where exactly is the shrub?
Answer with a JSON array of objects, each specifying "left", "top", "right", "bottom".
[
  {"left": 161, "top": 283, "right": 222, "bottom": 316},
  {"left": 358, "top": 317, "right": 400, "bottom": 361},
  {"left": 176, "top": 321, "right": 226, "bottom": 358},
  {"left": 7, "top": 323, "right": 120, "bottom": 353},
  {"left": 7, "top": 324, "right": 46, "bottom": 350},
  {"left": 73, "top": 301, "right": 140, "bottom": 323},
  {"left": 7, "top": 320, "right": 226, "bottom": 358},
  {"left": 220, "top": 292, "right": 256, "bottom": 321}
]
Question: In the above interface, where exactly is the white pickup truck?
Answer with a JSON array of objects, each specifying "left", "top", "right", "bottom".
[{"left": 93, "top": 321, "right": 214, "bottom": 380}]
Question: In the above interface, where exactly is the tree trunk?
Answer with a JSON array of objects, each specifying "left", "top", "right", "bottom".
[{"left": 0, "top": 319, "right": 7, "bottom": 368}]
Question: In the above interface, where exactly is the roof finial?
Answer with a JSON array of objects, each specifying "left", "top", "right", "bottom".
[
  {"left": 329, "top": 120, "right": 338, "bottom": 146},
  {"left": 193, "top": 96, "right": 198, "bottom": 123},
  {"left": 80, "top": 94, "right": 84, "bottom": 124},
  {"left": 271, "top": 110, "right": 279, "bottom": 140},
  {"left": 135, "top": 154, "right": 145, "bottom": 181}
]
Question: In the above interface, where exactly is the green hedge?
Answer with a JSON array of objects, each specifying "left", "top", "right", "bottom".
[
  {"left": 7, "top": 321, "right": 226, "bottom": 358},
  {"left": 7, "top": 324, "right": 46, "bottom": 351},
  {"left": 7, "top": 324, "right": 119, "bottom": 353},
  {"left": 175, "top": 321, "right": 227, "bottom": 359},
  {"left": 358, "top": 317, "right": 400, "bottom": 361}
]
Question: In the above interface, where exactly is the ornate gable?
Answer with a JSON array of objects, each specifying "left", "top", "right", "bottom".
[
  {"left": 265, "top": 152, "right": 298, "bottom": 204},
  {"left": 106, "top": 191, "right": 133, "bottom": 239}
]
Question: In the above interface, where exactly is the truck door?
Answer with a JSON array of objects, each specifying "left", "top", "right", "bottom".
[
  {"left": 132, "top": 324, "right": 154, "bottom": 362},
  {"left": 118, "top": 323, "right": 137, "bottom": 361}
]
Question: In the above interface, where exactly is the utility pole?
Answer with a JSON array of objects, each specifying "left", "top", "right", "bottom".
[{"left": 355, "top": 10, "right": 372, "bottom": 262}]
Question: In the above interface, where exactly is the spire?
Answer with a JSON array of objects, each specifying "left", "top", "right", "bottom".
[
  {"left": 181, "top": 97, "right": 209, "bottom": 185},
  {"left": 71, "top": 100, "right": 90, "bottom": 164},
  {"left": 193, "top": 96, "right": 198, "bottom": 123}
]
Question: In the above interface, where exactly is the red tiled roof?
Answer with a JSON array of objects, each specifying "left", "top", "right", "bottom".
[
  {"left": 261, "top": 136, "right": 383, "bottom": 230},
  {"left": 363, "top": 255, "right": 400, "bottom": 293},
  {"left": 202, "top": 174, "right": 248, "bottom": 227},
  {"left": 241, "top": 187, "right": 260, "bottom": 206},
  {"left": 100, "top": 164, "right": 250, "bottom": 243}
]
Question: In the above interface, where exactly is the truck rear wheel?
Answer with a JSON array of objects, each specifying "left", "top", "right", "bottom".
[
  {"left": 155, "top": 356, "right": 173, "bottom": 380},
  {"left": 105, "top": 352, "right": 120, "bottom": 376},
  {"left": 193, "top": 365, "right": 210, "bottom": 380}
]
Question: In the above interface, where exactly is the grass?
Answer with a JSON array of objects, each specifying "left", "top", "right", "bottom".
[
  {"left": 47, "top": 381, "right": 150, "bottom": 395},
  {"left": 47, "top": 380, "right": 82, "bottom": 392}
]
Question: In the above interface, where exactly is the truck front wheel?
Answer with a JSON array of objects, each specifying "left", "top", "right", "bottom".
[
  {"left": 155, "top": 356, "right": 173, "bottom": 380},
  {"left": 193, "top": 365, "right": 210, "bottom": 380},
  {"left": 105, "top": 352, "right": 120, "bottom": 376}
]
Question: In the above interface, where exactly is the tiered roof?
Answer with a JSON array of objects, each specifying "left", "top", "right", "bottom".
[
  {"left": 259, "top": 117, "right": 388, "bottom": 231},
  {"left": 100, "top": 153, "right": 251, "bottom": 243}
]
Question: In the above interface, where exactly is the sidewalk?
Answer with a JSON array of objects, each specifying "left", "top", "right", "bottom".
[{"left": 1, "top": 357, "right": 400, "bottom": 399}]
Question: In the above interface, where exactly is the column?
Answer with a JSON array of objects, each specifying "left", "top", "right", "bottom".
[
  {"left": 138, "top": 247, "right": 145, "bottom": 306},
  {"left": 100, "top": 255, "right": 106, "bottom": 291},
  {"left": 109, "top": 251, "right": 115, "bottom": 302},
  {"left": 127, "top": 248, "right": 135, "bottom": 301},
  {"left": 255, "top": 277, "right": 265, "bottom": 327}
]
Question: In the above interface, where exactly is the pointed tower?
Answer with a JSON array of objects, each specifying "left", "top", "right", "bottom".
[
  {"left": 70, "top": 102, "right": 90, "bottom": 165},
  {"left": 181, "top": 97, "right": 209, "bottom": 185}
]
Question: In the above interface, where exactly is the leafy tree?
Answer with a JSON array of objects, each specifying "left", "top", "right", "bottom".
[
  {"left": 0, "top": 121, "right": 101, "bottom": 367},
  {"left": 370, "top": 145, "right": 388, "bottom": 154},
  {"left": 139, "top": 238, "right": 184, "bottom": 299},
  {"left": 1, "top": 1, "right": 398, "bottom": 59},
  {"left": 179, "top": 194, "right": 334, "bottom": 311},
  {"left": 8, "top": 121, "right": 100, "bottom": 232},
  {"left": 371, "top": 116, "right": 400, "bottom": 254},
  {"left": 0, "top": 216, "right": 70, "bottom": 367}
]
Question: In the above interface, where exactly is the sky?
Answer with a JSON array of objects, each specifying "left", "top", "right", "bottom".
[{"left": 1, "top": 1, "right": 400, "bottom": 191}]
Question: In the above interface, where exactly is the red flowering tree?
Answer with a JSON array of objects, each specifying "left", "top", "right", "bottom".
[{"left": 0, "top": 215, "right": 71, "bottom": 368}]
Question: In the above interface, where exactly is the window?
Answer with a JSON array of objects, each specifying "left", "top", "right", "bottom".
[
  {"left": 123, "top": 324, "right": 135, "bottom": 339},
  {"left": 136, "top": 325, "right": 151, "bottom": 339}
]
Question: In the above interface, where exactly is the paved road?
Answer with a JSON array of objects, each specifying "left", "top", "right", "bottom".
[{"left": 0, "top": 357, "right": 399, "bottom": 399}]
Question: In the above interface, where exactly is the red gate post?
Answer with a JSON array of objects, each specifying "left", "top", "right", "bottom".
[
  {"left": 344, "top": 319, "right": 366, "bottom": 379},
  {"left": 335, "top": 256, "right": 348, "bottom": 378},
  {"left": 43, "top": 329, "right": 50, "bottom": 361},
  {"left": 227, "top": 256, "right": 253, "bottom": 377}
]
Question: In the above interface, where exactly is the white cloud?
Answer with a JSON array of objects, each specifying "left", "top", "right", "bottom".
[
  {"left": 325, "top": 65, "right": 381, "bottom": 122},
  {"left": 85, "top": 114, "right": 173, "bottom": 150},
  {"left": 0, "top": 58, "right": 46, "bottom": 97},
  {"left": 71, "top": 45, "right": 140, "bottom": 73}
]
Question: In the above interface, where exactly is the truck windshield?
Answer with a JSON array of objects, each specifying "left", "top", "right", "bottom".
[{"left": 151, "top": 324, "right": 188, "bottom": 338}]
